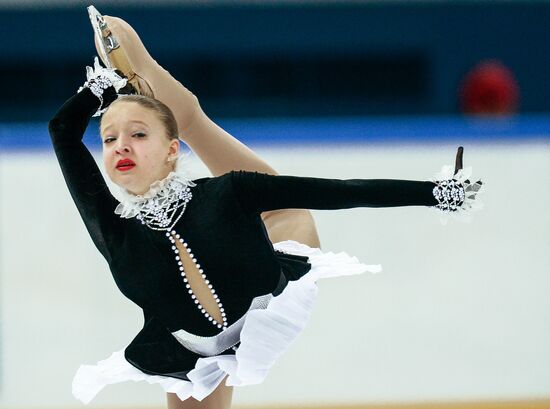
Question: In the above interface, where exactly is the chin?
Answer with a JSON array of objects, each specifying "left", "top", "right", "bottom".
[
  {"left": 113, "top": 177, "right": 143, "bottom": 195},
  {"left": 124, "top": 183, "right": 148, "bottom": 195}
]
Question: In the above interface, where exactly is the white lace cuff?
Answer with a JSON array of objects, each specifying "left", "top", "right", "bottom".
[
  {"left": 430, "top": 165, "right": 484, "bottom": 225},
  {"left": 77, "top": 57, "right": 128, "bottom": 117}
]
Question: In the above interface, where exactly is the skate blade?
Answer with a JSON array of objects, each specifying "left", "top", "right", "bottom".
[
  {"left": 87, "top": 5, "right": 119, "bottom": 67},
  {"left": 87, "top": 5, "right": 141, "bottom": 95}
]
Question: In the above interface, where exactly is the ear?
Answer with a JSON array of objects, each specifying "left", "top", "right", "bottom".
[{"left": 168, "top": 138, "right": 180, "bottom": 158}]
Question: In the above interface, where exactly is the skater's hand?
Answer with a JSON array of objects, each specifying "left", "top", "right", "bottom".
[{"left": 430, "top": 146, "right": 484, "bottom": 221}]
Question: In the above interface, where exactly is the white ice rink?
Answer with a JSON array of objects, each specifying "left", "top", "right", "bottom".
[{"left": 0, "top": 141, "right": 549, "bottom": 407}]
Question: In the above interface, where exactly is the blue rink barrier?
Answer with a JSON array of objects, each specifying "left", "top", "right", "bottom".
[{"left": 1, "top": 115, "right": 549, "bottom": 151}]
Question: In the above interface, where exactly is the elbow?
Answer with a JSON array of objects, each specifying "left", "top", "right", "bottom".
[
  {"left": 48, "top": 117, "right": 63, "bottom": 140},
  {"left": 48, "top": 115, "right": 65, "bottom": 132},
  {"left": 48, "top": 118, "right": 58, "bottom": 132},
  {"left": 48, "top": 116, "right": 73, "bottom": 144}
]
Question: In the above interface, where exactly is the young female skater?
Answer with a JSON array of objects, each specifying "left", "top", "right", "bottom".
[{"left": 48, "top": 9, "right": 483, "bottom": 409}]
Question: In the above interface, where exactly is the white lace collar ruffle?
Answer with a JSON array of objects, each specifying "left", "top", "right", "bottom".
[{"left": 114, "top": 153, "right": 197, "bottom": 219}]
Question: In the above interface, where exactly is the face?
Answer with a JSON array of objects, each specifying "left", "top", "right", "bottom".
[{"left": 100, "top": 101, "right": 180, "bottom": 195}]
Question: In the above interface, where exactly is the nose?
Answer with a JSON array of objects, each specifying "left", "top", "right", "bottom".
[
  {"left": 115, "top": 146, "right": 130, "bottom": 155},
  {"left": 114, "top": 138, "right": 131, "bottom": 155}
]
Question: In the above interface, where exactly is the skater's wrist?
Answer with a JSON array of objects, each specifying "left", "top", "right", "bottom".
[
  {"left": 429, "top": 165, "right": 484, "bottom": 224},
  {"left": 77, "top": 57, "right": 128, "bottom": 117}
]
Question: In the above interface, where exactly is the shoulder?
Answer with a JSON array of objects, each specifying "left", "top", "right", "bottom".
[
  {"left": 191, "top": 172, "right": 233, "bottom": 186},
  {"left": 191, "top": 171, "right": 273, "bottom": 197},
  {"left": 189, "top": 173, "right": 237, "bottom": 197},
  {"left": 190, "top": 171, "right": 262, "bottom": 202},
  {"left": 190, "top": 176, "right": 213, "bottom": 185},
  {"left": 191, "top": 171, "right": 256, "bottom": 186}
]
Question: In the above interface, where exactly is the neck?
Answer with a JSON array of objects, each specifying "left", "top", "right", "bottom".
[{"left": 126, "top": 164, "right": 176, "bottom": 197}]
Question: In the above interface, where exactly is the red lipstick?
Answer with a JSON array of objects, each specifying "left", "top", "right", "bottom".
[{"left": 116, "top": 158, "right": 136, "bottom": 172}]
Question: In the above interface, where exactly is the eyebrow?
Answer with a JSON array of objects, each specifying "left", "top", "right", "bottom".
[{"left": 101, "top": 120, "right": 150, "bottom": 133}]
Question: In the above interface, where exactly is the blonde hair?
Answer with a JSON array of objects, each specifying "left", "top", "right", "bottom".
[{"left": 102, "top": 95, "right": 179, "bottom": 140}]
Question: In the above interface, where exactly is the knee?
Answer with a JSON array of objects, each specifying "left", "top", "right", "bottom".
[{"left": 261, "top": 209, "right": 321, "bottom": 248}]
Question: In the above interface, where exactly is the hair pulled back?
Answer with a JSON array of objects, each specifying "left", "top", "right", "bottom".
[{"left": 102, "top": 95, "right": 179, "bottom": 140}]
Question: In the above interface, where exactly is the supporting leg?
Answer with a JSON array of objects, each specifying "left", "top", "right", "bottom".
[{"left": 166, "top": 376, "right": 233, "bottom": 409}]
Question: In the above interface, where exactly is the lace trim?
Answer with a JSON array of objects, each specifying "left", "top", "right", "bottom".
[
  {"left": 114, "top": 153, "right": 197, "bottom": 221},
  {"left": 430, "top": 165, "right": 484, "bottom": 225},
  {"left": 77, "top": 57, "right": 127, "bottom": 117}
]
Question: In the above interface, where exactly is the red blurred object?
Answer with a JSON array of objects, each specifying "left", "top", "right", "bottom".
[{"left": 459, "top": 60, "right": 520, "bottom": 115}]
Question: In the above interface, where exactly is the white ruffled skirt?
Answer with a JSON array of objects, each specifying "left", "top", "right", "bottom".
[{"left": 72, "top": 240, "right": 382, "bottom": 404}]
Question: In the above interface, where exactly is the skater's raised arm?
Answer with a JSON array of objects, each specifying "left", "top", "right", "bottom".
[
  {"left": 230, "top": 147, "right": 483, "bottom": 216},
  {"left": 48, "top": 60, "right": 127, "bottom": 261}
]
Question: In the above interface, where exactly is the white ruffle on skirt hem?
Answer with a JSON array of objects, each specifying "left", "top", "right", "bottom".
[{"left": 72, "top": 240, "right": 382, "bottom": 404}]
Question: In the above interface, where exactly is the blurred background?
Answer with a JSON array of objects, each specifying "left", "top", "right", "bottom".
[{"left": 0, "top": 0, "right": 549, "bottom": 408}]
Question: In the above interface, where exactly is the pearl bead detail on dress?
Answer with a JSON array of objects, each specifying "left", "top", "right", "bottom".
[
  {"left": 168, "top": 230, "right": 228, "bottom": 330},
  {"left": 132, "top": 184, "right": 192, "bottom": 231}
]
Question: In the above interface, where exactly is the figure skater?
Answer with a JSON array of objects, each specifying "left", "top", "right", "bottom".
[{"left": 48, "top": 7, "right": 483, "bottom": 409}]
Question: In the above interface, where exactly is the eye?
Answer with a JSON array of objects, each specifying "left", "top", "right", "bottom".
[
  {"left": 132, "top": 132, "right": 146, "bottom": 138},
  {"left": 103, "top": 137, "right": 116, "bottom": 144}
]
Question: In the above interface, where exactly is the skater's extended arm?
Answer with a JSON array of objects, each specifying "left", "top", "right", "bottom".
[
  {"left": 231, "top": 149, "right": 482, "bottom": 216},
  {"left": 48, "top": 72, "right": 123, "bottom": 262},
  {"left": 231, "top": 171, "right": 437, "bottom": 213}
]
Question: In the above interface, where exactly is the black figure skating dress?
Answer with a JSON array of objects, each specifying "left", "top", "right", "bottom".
[{"left": 49, "top": 84, "right": 483, "bottom": 403}]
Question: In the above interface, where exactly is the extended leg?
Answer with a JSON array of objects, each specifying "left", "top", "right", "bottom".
[{"left": 97, "top": 16, "right": 277, "bottom": 177}]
